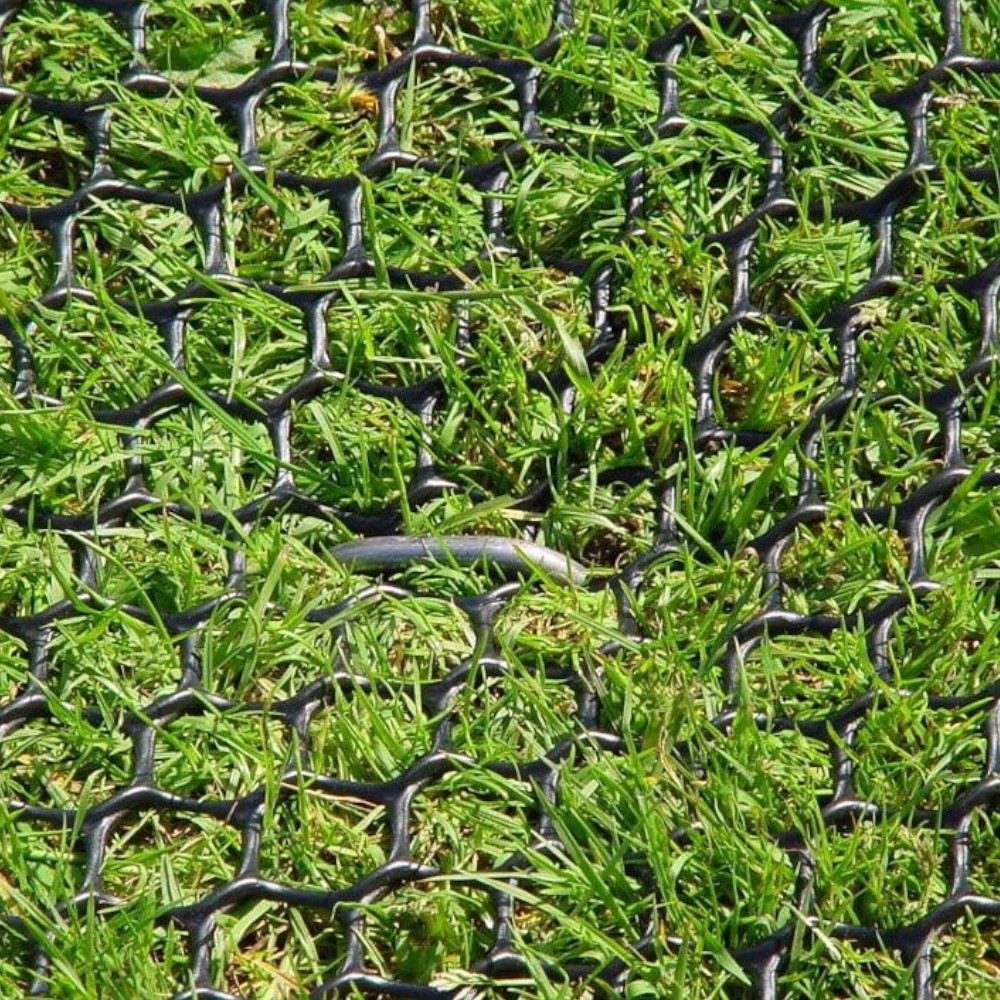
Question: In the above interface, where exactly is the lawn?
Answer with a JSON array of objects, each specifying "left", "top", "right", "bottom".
[{"left": 1, "top": 0, "right": 1000, "bottom": 997}]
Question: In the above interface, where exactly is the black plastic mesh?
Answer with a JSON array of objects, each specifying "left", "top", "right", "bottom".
[{"left": 1, "top": 0, "right": 999, "bottom": 997}]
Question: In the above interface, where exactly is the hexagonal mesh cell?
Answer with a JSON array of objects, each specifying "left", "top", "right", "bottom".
[
  {"left": 0, "top": 1, "right": 132, "bottom": 100},
  {"left": 0, "top": 711, "right": 132, "bottom": 811},
  {"left": 105, "top": 89, "right": 240, "bottom": 192},
  {"left": 0, "top": 100, "right": 91, "bottom": 206},
  {"left": 19, "top": 294, "right": 167, "bottom": 411},
  {"left": 141, "top": 0, "right": 271, "bottom": 86},
  {"left": 255, "top": 76, "right": 379, "bottom": 176}
]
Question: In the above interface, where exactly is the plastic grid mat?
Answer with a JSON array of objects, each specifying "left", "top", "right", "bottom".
[{"left": 1, "top": 0, "right": 999, "bottom": 997}]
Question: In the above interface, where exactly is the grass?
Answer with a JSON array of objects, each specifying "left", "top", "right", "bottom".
[{"left": 1, "top": 0, "right": 1000, "bottom": 998}]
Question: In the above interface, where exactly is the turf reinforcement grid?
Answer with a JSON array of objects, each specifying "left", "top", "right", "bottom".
[{"left": 1, "top": 0, "right": 1000, "bottom": 997}]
